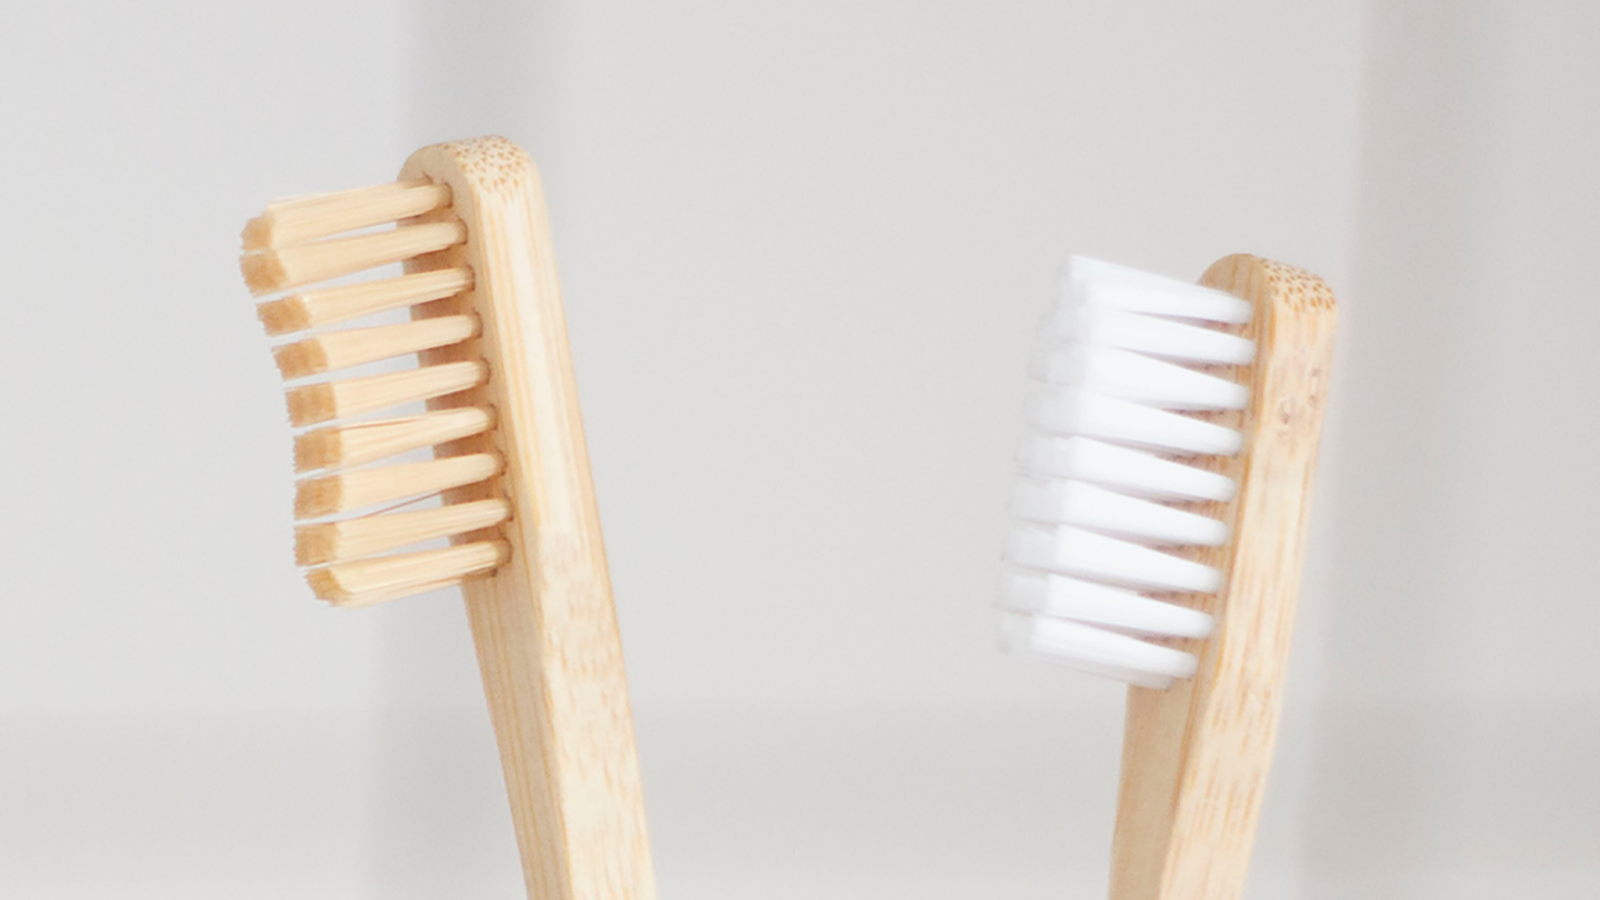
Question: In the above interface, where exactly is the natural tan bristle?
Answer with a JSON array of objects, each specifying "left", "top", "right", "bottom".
[
  {"left": 271, "top": 341, "right": 329, "bottom": 380},
  {"left": 294, "top": 452, "right": 502, "bottom": 518},
  {"left": 242, "top": 180, "right": 450, "bottom": 251},
  {"left": 241, "top": 220, "right": 466, "bottom": 296},
  {"left": 307, "top": 540, "right": 510, "bottom": 607},
  {"left": 257, "top": 180, "right": 435, "bottom": 215},
  {"left": 271, "top": 315, "right": 478, "bottom": 380},
  {"left": 257, "top": 268, "right": 471, "bottom": 336},
  {"left": 306, "top": 569, "right": 471, "bottom": 609},
  {"left": 284, "top": 384, "right": 337, "bottom": 427},
  {"left": 240, "top": 252, "right": 288, "bottom": 295},
  {"left": 256, "top": 297, "right": 313, "bottom": 335},
  {"left": 293, "top": 430, "right": 338, "bottom": 473},
  {"left": 293, "top": 407, "right": 492, "bottom": 473},
  {"left": 295, "top": 498, "right": 510, "bottom": 566},
  {"left": 293, "top": 472, "right": 343, "bottom": 518},
  {"left": 240, "top": 217, "right": 270, "bottom": 251},
  {"left": 286, "top": 360, "right": 488, "bottom": 427}
]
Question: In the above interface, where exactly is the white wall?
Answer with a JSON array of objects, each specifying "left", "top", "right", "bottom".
[
  {"left": 0, "top": 2, "right": 433, "bottom": 897},
  {"left": 1, "top": 1, "right": 1595, "bottom": 898},
  {"left": 1305, "top": 2, "right": 1600, "bottom": 896}
]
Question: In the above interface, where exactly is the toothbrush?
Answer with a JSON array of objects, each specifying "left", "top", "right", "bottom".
[
  {"left": 240, "top": 136, "right": 656, "bottom": 900},
  {"left": 1000, "top": 254, "right": 1336, "bottom": 899}
]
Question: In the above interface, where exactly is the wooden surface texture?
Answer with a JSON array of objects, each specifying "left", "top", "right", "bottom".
[
  {"left": 1108, "top": 255, "right": 1336, "bottom": 900},
  {"left": 400, "top": 137, "right": 657, "bottom": 900}
]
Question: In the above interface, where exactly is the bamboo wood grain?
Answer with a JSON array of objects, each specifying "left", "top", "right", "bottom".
[
  {"left": 398, "top": 138, "right": 657, "bottom": 900},
  {"left": 1108, "top": 255, "right": 1336, "bottom": 900}
]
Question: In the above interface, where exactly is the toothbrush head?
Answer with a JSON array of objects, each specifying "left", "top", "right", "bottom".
[
  {"left": 240, "top": 138, "right": 551, "bottom": 608},
  {"left": 999, "top": 256, "right": 1263, "bottom": 689}
]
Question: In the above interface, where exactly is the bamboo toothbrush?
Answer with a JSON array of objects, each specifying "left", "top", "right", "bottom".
[
  {"left": 999, "top": 254, "right": 1336, "bottom": 899},
  {"left": 240, "top": 136, "right": 655, "bottom": 900}
]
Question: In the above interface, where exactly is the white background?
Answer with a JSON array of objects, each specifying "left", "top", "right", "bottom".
[{"left": 2, "top": 1, "right": 1597, "bottom": 897}]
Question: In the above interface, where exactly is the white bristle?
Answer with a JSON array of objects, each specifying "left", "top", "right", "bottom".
[
  {"left": 1000, "top": 256, "right": 1255, "bottom": 687},
  {"left": 1016, "top": 435, "right": 1236, "bottom": 502},
  {"left": 1045, "top": 306, "right": 1256, "bottom": 365},
  {"left": 1027, "top": 386, "right": 1243, "bottom": 456},
  {"left": 1011, "top": 477, "right": 1229, "bottom": 546},
  {"left": 1000, "top": 571, "right": 1213, "bottom": 639},
  {"left": 1029, "top": 341, "right": 1249, "bottom": 410},
  {"left": 999, "top": 613, "right": 1195, "bottom": 690},
  {"left": 1061, "top": 256, "right": 1253, "bottom": 324}
]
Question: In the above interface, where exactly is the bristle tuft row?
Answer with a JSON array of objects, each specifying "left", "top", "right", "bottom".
[
  {"left": 294, "top": 407, "right": 492, "bottom": 473},
  {"left": 243, "top": 180, "right": 450, "bottom": 251},
  {"left": 242, "top": 221, "right": 465, "bottom": 296},
  {"left": 286, "top": 360, "right": 488, "bottom": 427},
  {"left": 308, "top": 540, "right": 510, "bottom": 607},
  {"left": 295, "top": 497, "right": 510, "bottom": 566},
  {"left": 256, "top": 268, "right": 471, "bottom": 336},
  {"left": 294, "top": 453, "right": 502, "bottom": 518},
  {"left": 272, "top": 315, "right": 479, "bottom": 380},
  {"left": 241, "top": 175, "right": 514, "bottom": 609},
  {"left": 1001, "top": 255, "right": 1257, "bottom": 689}
]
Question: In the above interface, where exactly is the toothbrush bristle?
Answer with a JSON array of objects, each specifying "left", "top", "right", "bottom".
[
  {"left": 292, "top": 454, "right": 503, "bottom": 519},
  {"left": 256, "top": 268, "right": 474, "bottom": 336},
  {"left": 241, "top": 180, "right": 451, "bottom": 251},
  {"left": 239, "top": 252, "right": 289, "bottom": 295},
  {"left": 1001, "top": 255, "right": 1255, "bottom": 688},
  {"left": 241, "top": 177, "right": 511, "bottom": 607},
  {"left": 241, "top": 221, "right": 465, "bottom": 296},
  {"left": 271, "top": 315, "right": 479, "bottom": 379},
  {"left": 304, "top": 540, "right": 509, "bottom": 608},
  {"left": 294, "top": 498, "right": 511, "bottom": 567},
  {"left": 292, "top": 407, "right": 493, "bottom": 474},
  {"left": 285, "top": 360, "right": 489, "bottom": 427}
]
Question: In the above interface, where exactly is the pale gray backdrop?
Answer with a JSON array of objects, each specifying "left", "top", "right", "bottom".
[{"left": 2, "top": 1, "right": 1596, "bottom": 897}]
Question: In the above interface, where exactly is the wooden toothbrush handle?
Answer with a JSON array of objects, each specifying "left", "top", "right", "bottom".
[
  {"left": 400, "top": 138, "right": 657, "bottom": 900},
  {"left": 1108, "top": 256, "right": 1336, "bottom": 900}
]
